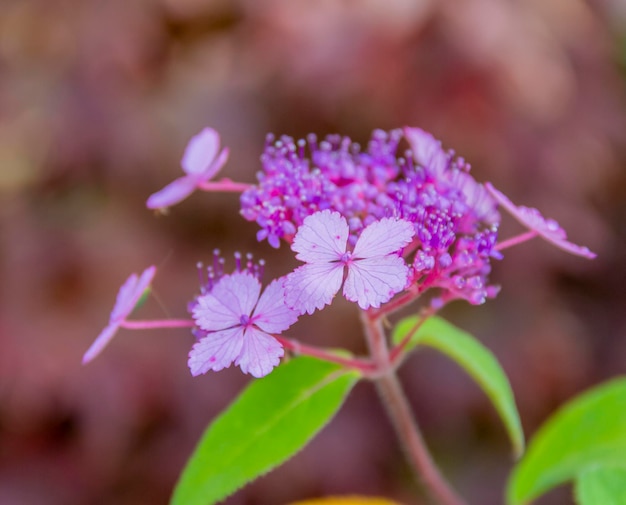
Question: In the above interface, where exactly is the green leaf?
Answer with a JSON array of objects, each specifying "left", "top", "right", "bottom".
[
  {"left": 392, "top": 315, "right": 524, "bottom": 457},
  {"left": 170, "top": 356, "right": 360, "bottom": 505},
  {"left": 575, "top": 466, "right": 626, "bottom": 505},
  {"left": 507, "top": 378, "right": 626, "bottom": 505}
]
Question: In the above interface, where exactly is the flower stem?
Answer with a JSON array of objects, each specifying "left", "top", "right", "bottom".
[
  {"left": 495, "top": 230, "right": 538, "bottom": 251},
  {"left": 197, "top": 179, "right": 252, "bottom": 193},
  {"left": 362, "top": 313, "right": 468, "bottom": 505},
  {"left": 120, "top": 319, "right": 196, "bottom": 330},
  {"left": 274, "top": 336, "right": 377, "bottom": 374}
]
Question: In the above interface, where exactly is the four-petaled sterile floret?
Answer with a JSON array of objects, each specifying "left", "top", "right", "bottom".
[
  {"left": 190, "top": 272, "right": 298, "bottom": 377},
  {"left": 83, "top": 266, "right": 156, "bottom": 364},
  {"left": 147, "top": 128, "right": 229, "bottom": 210},
  {"left": 284, "top": 210, "right": 415, "bottom": 314}
]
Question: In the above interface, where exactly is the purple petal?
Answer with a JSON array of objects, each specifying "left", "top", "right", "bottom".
[
  {"left": 404, "top": 127, "right": 449, "bottom": 176},
  {"left": 235, "top": 327, "right": 284, "bottom": 378},
  {"left": 485, "top": 183, "right": 596, "bottom": 259},
  {"left": 82, "top": 323, "right": 120, "bottom": 364},
  {"left": 83, "top": 266, "right": 156, "bottom": 364},
  {"left": 446, "top": 171, "right": 500, "bottom": 226},
  {"left": 352, "top": 218, "right": 414, "bottom": 259},
  {"left": 252, "top": 277, "right": 299, "bottom": 333},
  {"left": 188, "top": 326, "right": 245, "bottom": 376},
  {"left": 291, "top": 210, "right": 348, "bottom": 263},
  {"left": 110, "top": 266, "right": 156, "bottom": 322},
  {"left": 197, "top": 147, "right": 229, "bottom": 183},
  {"left": 193, "top": 272, "right": 261, "bottom": 331},
  {"left": 181, "top": 128, "right": 220, "bottom": 175},
  {"left": 343, "top": 256, "right": 410, "bottom": 309},
  {"left": 146, "top": 175, "right": 199, "bottom": 209},
  {"left": 284, "top": 262, "right": 344, "bottom": 315},
  {"left": 110, "top": 273, "right": 138, "bottom": 322}
]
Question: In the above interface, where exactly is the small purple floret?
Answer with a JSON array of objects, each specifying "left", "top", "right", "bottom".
[
  {"left": 189, "top": 271, "right": 298, "bottom": 378},
  {"left": 83, "top": 266, "right": 156, "bottom": 364},
  {"left": 147, "top": 128, "right": 229, "bottom": 210}
]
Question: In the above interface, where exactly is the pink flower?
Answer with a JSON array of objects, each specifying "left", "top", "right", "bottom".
[
  {"left": 190, "top": 272, "right": 298, "bottom": 378},
  {"left": 284, "top": 210, "right": 415, "bottom": 314},
  {"left": 146, "top": 128, "right": 229, "bottom": 210},
  {"left": 83, "top": 266, "right": 157, "bottom": 364},
  {"left": 403, "top": 127, "right": 450, "bottom": 178},
  {"left": 485, "top": 183, "right": 596, "bottom": 259}
]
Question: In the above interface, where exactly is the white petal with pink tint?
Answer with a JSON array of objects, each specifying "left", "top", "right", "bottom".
[
  {"left": 235, "top": 327, "right": 284, "bottom": 378},
  {"left": 352, "top": 218, "right": 414, "bottom": 258},
  {"left": 404, "top": 127, "right": 449, "bottom": 177},
  {"left": 291, "top": 210, "right": 348, "bottom": 263},
  {"left": 181, "top": 127, "right": 220, "bottom": 175},
  {"left": 83, "top": 265, "right": 156, "bottom": 364},
  {"left": 146, "top": 127, "right": 229, "bottom": 209},
  {"left": 193, "top": 272, "right": 261, "bottom": 331},
  {"left": 188, "top": 326, "right": 245, "bottom": 376},
  {"left": 82, "top": 324, "right": 119, "bottom": 365},
  {"left": 285, "top": 262, "right": 344, "bottom": 315},
  {"left": 343, "top": 256, "right": 410, "bottom": 309},
  {"left": 146, "top": 176, "right": 199, "bottom": 210},
  {"left": 252, "top": 277, "right": 299, "bottom": 333},
  {"left": 485, "top": 183, "right": 596, "bottom": 259}
]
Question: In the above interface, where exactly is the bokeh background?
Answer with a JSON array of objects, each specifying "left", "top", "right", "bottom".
[{"left": 1, "top": 0, "right": 625, "bottom": 504}]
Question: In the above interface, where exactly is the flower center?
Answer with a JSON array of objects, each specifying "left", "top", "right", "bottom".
[{"left": 339, "top": 251, "right": 352, "bottom": 265}]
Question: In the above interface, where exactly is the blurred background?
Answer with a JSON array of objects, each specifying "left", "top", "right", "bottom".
[{"left": 1, "top": 0, "right": 625, "bottom": 504}]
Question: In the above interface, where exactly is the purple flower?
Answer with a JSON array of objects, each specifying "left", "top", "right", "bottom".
[
  {"left": 83, "top": 266, "right": 156, "bottom": 364},
  {"left": 485, "top": 183, "right": 596, "bottom": 259},
  {"left": 284, "top": 210, "right": 415, "bottom": 314},
  {"left": 403, "top": 127, "right": 450, "bottom": 179},
  {"left": 189, "top": 271, "right": 298, "bottom": 378},
  {"left": 146, "top": 128, "right": 229, "bottom": 210},
  {"left": 240, "top": 129, "right": 406, "bottom": 248}
]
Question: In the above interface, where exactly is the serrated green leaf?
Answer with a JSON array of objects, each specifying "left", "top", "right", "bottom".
[
  {"left": 507, "top": 378, "right": 626, "bottom": 505},
  {"left": 392, "top": 315, "right": 523, "bottom": 457},
  {"left": 575, "top": 466, "right": 626, "bottom": 505},
  {"left": 171, "top": 356, "right": 360, "bottom": 505}
]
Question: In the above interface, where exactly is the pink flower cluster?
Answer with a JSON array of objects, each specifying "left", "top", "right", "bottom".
[{"left": 84, "top": 126, "right": 595, "bottom": 378}]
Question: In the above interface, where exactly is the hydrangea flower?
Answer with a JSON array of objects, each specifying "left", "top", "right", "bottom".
[
  {"left": 82, "top": 266, "right": 156, "bottom": 364},
  {"left": 485, "top": 183, "right": 596, "bottom": 259},
  {"left": 190, "top": 271, "right": 298, "bottom": 377},
  {"left": 147, "top": 128, "right": 229, "bottom": 210},
  {"left": 240, "top": 127, "right": 506, "bottom": 307},
  {"left": 240, "top": 130, "right": 406, "bottom": 248},
  {"left": 284, "top": 210, "right": 415, "bottom": 314},
  {"left": 403, "top": 127, "right": 450, "bottom": 179}
]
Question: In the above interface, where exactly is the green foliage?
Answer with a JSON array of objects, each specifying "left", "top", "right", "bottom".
[
  {"left": 507, "top": 378, "right": 626, "bottom": 505},
  {"left": 392, "top": 315, "right": 524, "bottom": 456},
  {"left": 575, "top": 467, "right": 626, "bottom": 505},
  {"left": 170, "top": 356, "right": 360, "bottom": 505}
]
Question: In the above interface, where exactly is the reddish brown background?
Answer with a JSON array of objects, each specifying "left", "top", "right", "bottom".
[{"left": 1, "top": 1, "right": 625, "bottom": 504}]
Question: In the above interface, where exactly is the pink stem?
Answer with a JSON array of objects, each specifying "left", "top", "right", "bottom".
[
  {"left": 495, "top": 230, "right": 539, "bottom": 251},
  {"left": 362, "top": 313, "right": 467, "bottom": 505},
  {"left": 388, "top": 307, "right": 436, "bottom": 365},
  {"left": 367, "top": 271, "right": 437, "bottom": 320},
  {"left": 274, "top": 336, "right": 377, "bottom": 374},
  {"left": 197, "top": 179, "right": 252, "bottom": 193},
  {"left": 120, "top": 319, "right": 196, "bottom": 330}
]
